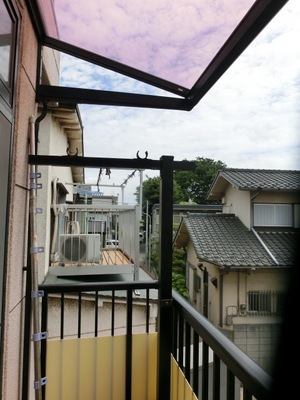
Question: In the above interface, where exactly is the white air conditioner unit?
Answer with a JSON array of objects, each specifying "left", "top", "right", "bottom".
[{"left": 59, "top": 234, "right": 100, "bottom": 264}]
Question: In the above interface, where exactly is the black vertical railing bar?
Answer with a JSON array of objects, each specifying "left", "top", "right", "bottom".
[
  {"left": 243, "top": 387, "right": 252, "bottom": 400},
  {"left": 111, "top": 290, "right": 115, "bottom": 336},
  {"left": 157, "top": 155, "right": 174, "bottom": 400},
  {"left": 125, "top": 289, "right": 133, "bottom": 400},
  {"left": 41, "top": 292, "right": 48, "bottom": 400},
  {"left": 193, "top": 329, "right": 199, "bottom": 398},
  {"left": 212, "top": 353, "right": 221, "bottom": 400},
  {"left": 78, "top": 291, "right": 82, "bottom": 338},
  {"left": 172, "top": 309, "right": 178, "bottom": 357},
  {"left": 146, "top": 288, "right": 150, "bottom": 333},
  {"left": 178, "top": 313, "right": 184, "bottom": 369},
  {"left": 202, "top": 341, "right": 209, "bottom": 400},
  {"left": 60, "top": 293, "right": 64, "bottom": 340},
  {"left": 22, "top": 237, "right": 33, "bottom": 400},
  {"left": 185, "top": 322, "right": 191, "bottom": 383},
  {"left": 94, "top": 291, "right": 98, "bottom": 337},
  {"left": 226, "top": 369, "right": 235, "bottom": 399}
]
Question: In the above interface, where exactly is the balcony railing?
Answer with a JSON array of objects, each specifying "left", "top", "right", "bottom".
[
  {"left": 26, "top": 155, "right": 274, "bottom": 400},
  {"left": 35, "top": 280, "right": 272, "bottom": 400}
]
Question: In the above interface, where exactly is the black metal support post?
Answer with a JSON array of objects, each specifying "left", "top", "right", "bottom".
[
  {"left": 22, "top": 233, "right": 33, "bottom": 400},
  {"left": 157, "top": 155, "right": 174, "bottom": 400}
]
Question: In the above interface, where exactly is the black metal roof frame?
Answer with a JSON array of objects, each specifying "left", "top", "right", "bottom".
[{"left": 26, "top": 0, "right": 288, "bottom": 111}]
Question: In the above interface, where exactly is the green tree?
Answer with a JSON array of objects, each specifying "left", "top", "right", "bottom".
[
  {"left": 135, "top": 175, "right": 184, "bottom": 212},
  {"left": 174, "top": 157, "right": 226, "bottom": 203},
  {"left": 150, "top": 245, "right": 189, "bottom": 299}
]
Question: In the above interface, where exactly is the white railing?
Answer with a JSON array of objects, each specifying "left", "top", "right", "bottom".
[{"left": 50, "top": 203, "right": 141, "bottom": 279}]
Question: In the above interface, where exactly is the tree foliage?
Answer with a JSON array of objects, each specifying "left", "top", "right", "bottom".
[
  {"left": 174, "top": 157, "right": 226, "bottom": 203},
  {"left": 150, "top": 246, "right": 188, "bottom": 299},
  {"left": 135, "top": 175, "right": 184, "bottom": 212},
  {"left": 136, "top": 157, "right": 226, "bottom": 209}
]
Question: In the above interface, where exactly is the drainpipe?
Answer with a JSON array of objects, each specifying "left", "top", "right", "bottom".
[
  {"left": 250, "top": 187, "right": 261, "bottom": 228},
  {"left": 219, "top": 273, "right": 223, "bottom": 327},
  {"left": 34, "top": 103, "right": 48, "bottom": 155},
  {"left": 203, "top": 267, "right": 208, "bottom": 319},
  {"left": 250, "top": 187, "right": 279, "bottom": 265},
  {"left": 50, "top": 178, "right": 58, "bottom": 263}
]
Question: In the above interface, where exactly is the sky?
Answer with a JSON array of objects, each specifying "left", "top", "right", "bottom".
[{"left": 59, "top": 0, "right": 300, "bottom": 205}]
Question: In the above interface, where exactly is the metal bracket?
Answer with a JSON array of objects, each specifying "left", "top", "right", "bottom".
[
  {"left": 31, "top": 290, "right": 44, "bottom": 298},
  {"left": 161, "top": 299, "right": 173, "bottom": 308},
  {"left": 30, "top": 246, "right": 44, "bottom": 254},
  {"left": 34, "top": 377, "right": 48, "bottom": 390},
  {"left": 30, "top": 207, "right": 43, "bottom": 214},
  {"left": 29, "top": 172, "right": 41, "bottom": 179},
  {"left": 30, "top": 182, "right": 42, "bottom": 189},
  {"left": 33, "top": 331, "right": 48, "bottom": 342}
]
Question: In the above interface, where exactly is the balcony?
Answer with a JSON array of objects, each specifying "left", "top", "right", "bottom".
[
  {"left": 49, "top": 203, "right": 141, "bottom": 280},
  {"left": 25, "top": 155, "right": 282, "bottom": 400}
]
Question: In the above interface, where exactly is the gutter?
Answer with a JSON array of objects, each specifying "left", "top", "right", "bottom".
[{"left": 251, "top": 228, "right": 279, "bottom": 266}]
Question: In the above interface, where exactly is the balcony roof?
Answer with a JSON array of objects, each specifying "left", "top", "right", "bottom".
[{"left": 27, "top": 0, "right": 288, "bottom": 110}]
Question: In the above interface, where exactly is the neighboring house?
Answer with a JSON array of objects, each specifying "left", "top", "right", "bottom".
[
  {"left": 74, "top": 185, "right": 119, "bottom": 205},
  {"left": 174, "top": 168, "right": 300, "bottom": 374}
]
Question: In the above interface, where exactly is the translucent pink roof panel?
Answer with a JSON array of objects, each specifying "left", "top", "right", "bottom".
[{"left": 38, "top": 0, "right": 256, "bottom": 90}]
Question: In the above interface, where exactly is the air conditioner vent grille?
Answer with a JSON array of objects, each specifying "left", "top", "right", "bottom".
[
  {"left": 62, "top": 236, "right": 87, "bottom": 261},
  {"left": 59, "top": 234, "right": 100, "bottom": 265}
]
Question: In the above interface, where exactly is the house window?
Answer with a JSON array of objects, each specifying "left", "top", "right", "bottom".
[
  {"left": 0, "top": 0, "right": 18, "bottom": 355},
  {"left": 247, "top": 290, "right": 285, "bottom": 316},
  {"left": 0, "top": 0, "right": 17, "bottom": 106},
  {"left": 253, "top": 204, "right": 293, "bottom": 227}
]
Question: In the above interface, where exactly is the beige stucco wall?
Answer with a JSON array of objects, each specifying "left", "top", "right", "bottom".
[
  {"left": 252, "top": 191, "right": 300, "bottom": 204},
  {"left": 222, "top": 186, "right": 300, "bottom": 230},
  {"left": 46, "top": 296, "right": 158, "bottom": 339},
  {"left": 206, "top": 268, "right": 290, "bottom": 329},
  {"left": 222, "top": 185, "right": 251, "bottom": 228}
]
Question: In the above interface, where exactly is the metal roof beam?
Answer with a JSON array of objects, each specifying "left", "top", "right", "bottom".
[
  {"left": 37, "top": 85, "right": 193, "bottom": 111},
  {"left": 28, "top": 155, "right": 196, "bottom": 171}
]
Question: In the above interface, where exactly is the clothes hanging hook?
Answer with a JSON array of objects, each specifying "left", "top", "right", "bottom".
[
  {"left": 66, "top": 142, "right": 78, "bottom": 156},
  {"left": 136, "top": 150, "right": 148, "bottom": 159}
]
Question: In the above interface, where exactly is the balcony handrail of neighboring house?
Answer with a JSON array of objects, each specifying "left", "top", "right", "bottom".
[
  {"left": 39, "top": 280, "right": 158, "bottom": 294},
  {"left": 36, "top": 280, "right": 272, "bottom": 400}
]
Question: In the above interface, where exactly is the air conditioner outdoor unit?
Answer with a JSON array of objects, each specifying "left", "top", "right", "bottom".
[{"left": 59, "top": 234, "right": 101, "bottom": 264}]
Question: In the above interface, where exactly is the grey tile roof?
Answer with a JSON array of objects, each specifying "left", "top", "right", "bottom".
[
  {"left": 258, "top": 231, "right": 299, "bottom": 266},
  {"left": 182, "top": 213, "right": 297, "bottom": 268},
  {"left": 219, "top": 169, "right": 300, "bottom": 191}
]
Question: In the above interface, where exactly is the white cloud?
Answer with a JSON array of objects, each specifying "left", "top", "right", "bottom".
[{"left": 59, "top": 0, "right": 300, "bottom": 205}]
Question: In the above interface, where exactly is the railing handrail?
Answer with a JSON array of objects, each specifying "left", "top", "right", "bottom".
[
  {"left": 172, "top": 289, "right": 273, "bottom": 399},
  {"left": 39, "top": 280, "right": 159, "bottom": 294},
  {"left": 54, "top": 203, "right": 137, "bottom": 211}
]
